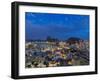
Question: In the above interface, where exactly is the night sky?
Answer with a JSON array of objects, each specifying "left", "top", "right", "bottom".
[{"left": 25, "top": 12, "right": 89, "bottom": 41}]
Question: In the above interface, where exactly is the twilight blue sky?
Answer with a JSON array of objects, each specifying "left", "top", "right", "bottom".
[{"left": 25, "top": 12, "right": 89, "bottom": 41}]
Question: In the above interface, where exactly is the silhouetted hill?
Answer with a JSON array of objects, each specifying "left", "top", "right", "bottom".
[{"left": 67, "top": 37, "right": 83, "bottom": 44}]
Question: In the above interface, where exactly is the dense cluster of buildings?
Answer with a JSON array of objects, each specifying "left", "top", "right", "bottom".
[{"left": 25, "top": 39, "right": 89, "bottom": 68}]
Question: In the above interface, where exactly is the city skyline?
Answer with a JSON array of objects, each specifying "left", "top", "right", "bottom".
[{"left": 25, "top": 12, "right": 89, "bottom": 41}]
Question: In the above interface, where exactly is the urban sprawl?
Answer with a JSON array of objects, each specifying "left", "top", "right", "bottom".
[{"left": 25, "top": 37, "right": 89, "bottom": 68}]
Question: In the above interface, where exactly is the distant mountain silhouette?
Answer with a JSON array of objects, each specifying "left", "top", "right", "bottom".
[
  {"left": 26, "top": 37, "right": 83, "bottom": 43},
  {"left": 67, "top": 37, "right": 81, "bottom": 41},
  {"left": 67, "top": 37, "right": 83, "bottom": 44}
]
